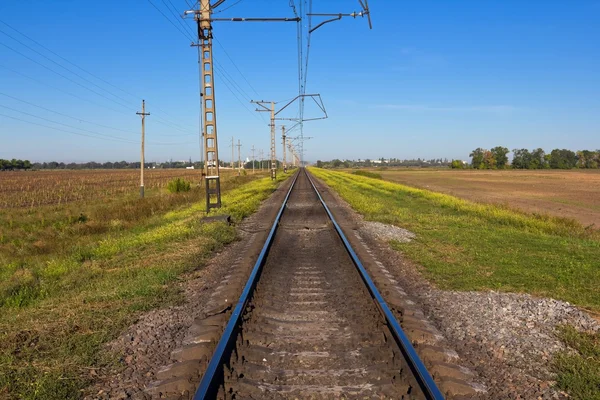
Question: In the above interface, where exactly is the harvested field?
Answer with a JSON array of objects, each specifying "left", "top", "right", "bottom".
[
  {"left": 370, "top": 169, "right": 600, "bottom": 228},
  {"left": 0, "top": 169, "right": 240, "bottom": 208}
]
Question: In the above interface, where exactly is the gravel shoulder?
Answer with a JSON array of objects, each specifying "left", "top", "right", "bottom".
[{"left": 311, "top": 172, "right": 599, "bottom": 400}]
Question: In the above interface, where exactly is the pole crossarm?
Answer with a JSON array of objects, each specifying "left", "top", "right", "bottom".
[
  {"left": 184, "top": 10, "right": 299, "bottom": 23},
  {"left": 307, "top": 0, "right": 372, "bottom": 33}
]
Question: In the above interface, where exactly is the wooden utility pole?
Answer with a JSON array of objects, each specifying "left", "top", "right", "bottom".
[
  {"left": 236, "top": 139, "right": 242, "bottom": 176},
  {"left": 136, "top": 100, "right": 150, "bottom": 198}
]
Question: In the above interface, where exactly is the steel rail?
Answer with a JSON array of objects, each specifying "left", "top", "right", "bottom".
[
  {"left": 193, "top": 170, "right": 300, "bottom": 399},
  {"left": 305, "top": 169, "right": 445, "bottom": 400}
]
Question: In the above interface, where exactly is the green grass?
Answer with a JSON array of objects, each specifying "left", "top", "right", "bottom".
[
  {"left": 309, "top": 168, "right": 600, "bottom": 309},
  {"left": 554, "top": 326, "right": 600, "bottom": 399},
  {"left": 0, "top": 171, "right": 290, "bottom": 399},
  {"left": 310, "top": 168, "right": 600, "bottom": 399}
]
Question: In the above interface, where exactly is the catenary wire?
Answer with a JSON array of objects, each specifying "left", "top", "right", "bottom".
[{"left": 0, "top": 19, "right": 197, "bottom": 133}]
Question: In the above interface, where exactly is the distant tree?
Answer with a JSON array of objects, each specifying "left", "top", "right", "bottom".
[
  {"left": 529, "top": 148, "right": 546, "bottom": 169},
  {"left": 581, "top": 150, "right": 598, "bottom": 169},
  {"left": 450, "top": 160, "right": 464, "bottom": 169},
  {"left": 482, "top": 150, "right": 497, "bottom": 169},
  {"left": 549, "top": 149, "right": 577, "bottom": 169},
  {"left": 543, "top": 154, "right": 551, "bottom": 169},
  {"left": 469, "top": 148, "right": 486, "bottom": 169},
  {"left": 512, "top": 149, "right": 531, "bottom": 169},
  {"left": 490, "top": 146, "right": 509, "bottom": 169},
  {"left": 576, "top": 151, "right": 587, "bottom": 168}
]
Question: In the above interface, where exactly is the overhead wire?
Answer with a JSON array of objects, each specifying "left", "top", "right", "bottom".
[
  {"left": 213, "top": 64, "right": 265, "bottom": 123},
  {"left": 1, "top": 31, "right": 198, "bottom": 136},
  {"left": 0, "top": 63, "right": 134, "bottom": 116},
  {"left": 213, "top": 37, "right": 260, "bottom": 98},
  {"left": 0, "top": 104, "right": 193, "bottom": 145},
  {"left": 0, "top": 92, "right": 138, "bottom": 135},
  {"left": 0, "top": 41, "right": 138, "bottom": 112},
  {"left": 0, "top": 112, "right": 139, "bottom": 144},
  {"left": 0, "top": 27, "right": 136, "bottom": 107},
  {"left": 162, "top": 0, "right": 196, "bottom": 39},
  {"left": 147, "top": 0, "right": 195, "bottom": 42},
  {"left": 212, "top": 0, "right": 245, "bottom": 14},
  {"left": 0, "top": 19, "right": 197, "bottom": 134},
  {"left": 0, "top": 103, "right": 138, "bottom": 141}
]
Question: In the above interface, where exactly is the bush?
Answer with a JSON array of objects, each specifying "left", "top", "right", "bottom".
[
  {"left": 450, "top": 160, "right": 465, "bottom": 169},
  {"left": 166, "top": 178, "right": 191, "bottom": 193},
  {"left": 351, "top": 170, "right": 382, "bottom": 179}
]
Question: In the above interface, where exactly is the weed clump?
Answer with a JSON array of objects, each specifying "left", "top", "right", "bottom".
[
  {"left": 554, "top": 326, "right": 600, "bottom": 399},
  {"left": 166, "top": 178, "right": 191, "bottom": 193}
]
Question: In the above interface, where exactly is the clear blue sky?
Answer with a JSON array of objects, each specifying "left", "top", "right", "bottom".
[{"left": 0, "top": 0, "right": 599, "bottom": 163}]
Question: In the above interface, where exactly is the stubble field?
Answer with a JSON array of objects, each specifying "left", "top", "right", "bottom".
[
  {"left": 372, "top": 169, "right": 600, "bottom": 228},
  {"left": 0, "top": 168, "right": 218, "bottom": 208}
]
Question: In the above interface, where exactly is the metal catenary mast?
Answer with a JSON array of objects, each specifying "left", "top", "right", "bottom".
[{"left": 184, "top": 1, "right": 299, "bottom": 212}]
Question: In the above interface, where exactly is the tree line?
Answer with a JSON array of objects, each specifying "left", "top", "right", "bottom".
[
  {"left": 462, "top": 148, "right": 600, "bottom": 169},
  {"left": 0, "top": 159, "right": 32, "bottom": 170},
  {"left": 1, "top": 159, "right": 284, "bottom": 171},
  {"left": 0, "top": 160, "right": 201, "bottom": 171},
  {"left": 316, "top": 158, "right": 451, "bottom": 169}
]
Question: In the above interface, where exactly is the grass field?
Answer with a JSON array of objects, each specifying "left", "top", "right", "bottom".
[
  {"left": 311, "top": 168, "right": 600, "bottom": 399},
  {"left": 362, "top": 169, "right": 600, "bottom": 228},
  {"left": 0, "top": 168, "right": 285, "bottom": 399}
]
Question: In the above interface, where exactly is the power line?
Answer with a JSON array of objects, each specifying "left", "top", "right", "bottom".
[
  {"left": 0, "top": 103, "right": 138, "bottom": 141},
  {"left": 0, "top": 112, "right": 137, "bottom": 143},
  {"left": 2, "top": 38, "right": 197, "bottom": 135},
  {"left": 0, "top": 110, "right": 195, "bottom": 146},
  {"left": 213, "top": 59, "right": 253, "bottom": 104},
  {"left": 0, "top": 63, "right": 133, "bottom": 116},
  {"left": 0, "top": 41, "right": 136, "bottom": 112},
  {"left": 213, "top": 65, "right": 264, "bottom": 122},
  {"left": 212, "top": 0, "right": 245, "bottom": 14},
  {"left": 212, "top": 58, "right": 267, "bottom": 124},
  {"left": 0, "top": 27, "right": 135, "bottom": 107},
  {"left": 163, "top": 0, "right": 196, "bottom": 39},
  {"left": 0, "top": 92, "right": 138, "bottom": 135},
  {"left": 214, "top": 37, "right": 260, "bottom": 98},
  {"left": 0, "top": 19, "right": 197, "bottom": 134},
  {"left": 147, "top": 0, "right": 195, "bottom": 42}
]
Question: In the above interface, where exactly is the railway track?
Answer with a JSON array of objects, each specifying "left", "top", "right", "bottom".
[
  {"left": 193, "top": 169, "right": 443, "bottom": 399},
  {"left": 146, "top": 168, "right": 487, "bottom": 399}
]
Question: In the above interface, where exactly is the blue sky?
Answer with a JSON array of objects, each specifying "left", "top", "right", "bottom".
[{"left": 0, "top": 0, "right": 599, "bottom": 163}]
